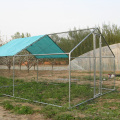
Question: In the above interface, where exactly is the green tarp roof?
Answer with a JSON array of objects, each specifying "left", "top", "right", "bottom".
[{"left": 0, "top": 35, "right": 68, "bottom": 58}]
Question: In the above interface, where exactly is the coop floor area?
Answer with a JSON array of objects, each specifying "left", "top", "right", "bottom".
[{"left": 0, "top": 69, "right": 116, "bottom": 107}]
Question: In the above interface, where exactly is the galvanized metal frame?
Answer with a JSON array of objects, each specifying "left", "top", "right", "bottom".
[
  {"left": 13, "top": 56, "right": 15, "bottom": 97},
  {"left": 93, "top": 32, "right": 97, "bottom": 98},
  {"left": 99, "top": 34, "right": 102, "bottom": 95},
  {"left": 37, "top": 59, "right": 38, "bottom": 82},
  {"left": 0, "top": 28, "right": 116, "bottom": 109},
  {"left": 69, "top": 53, "right": 71, "bottom": 108}
]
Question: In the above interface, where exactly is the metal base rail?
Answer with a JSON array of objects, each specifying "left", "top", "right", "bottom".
[
  {"left": 0, "top": 28, "right": 115, "bottom": 109},
  {"left": 2, "top": 88, "right": 115, "bottom": 109},
  {"left": 2, "top": 94, "right": 62, "bottom": 108},
  {"left": 72, "top": 89, "right": 115, "bottom": 108},
  {"left": 90, "top": 87, "right": 114, "bottom": 90},
  {"left": 0, "top": 83, "right": 24, "bottom": 89}
]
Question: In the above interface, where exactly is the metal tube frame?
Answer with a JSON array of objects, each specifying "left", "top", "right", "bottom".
[
  {"left": 113, "top": 57, "right": 116, "bottom": 89},
  {"left": 37, "top": 59, "right": 38, "bottom": 82},
  {"left": 72, "top": 89, "right": 115, "bottom": 108},
  {"left": 13, "top": 56, "right": 15, "bottom": 97},
  {"left": 70, "top": 30, "right": 95, "bottom": 53},
  {"left": 3, "top": 94, "right": 62, "bottom": 107},
  {"left": 0, "top": 28, "right": 116, "bottom": 108},
  {"left": 99, "top": 35, "right": 102, "bottom": 95},
  {"left": 15, "top": 53, "right": 69, "bottom": 57},
  {"left": 93, "top": 33, "right": 96, "bottom": 98},
  {"left": 97, "top": 28, "right": 115, "bottom": 58},
  {"left": 69, "top": 53, "right": 71, "bottom": 109},
  {"left": 71, "top": 56, "right": 114, "bottom": 58},
  {"left": 47, "top": 28, "right": 95, "bottom": 36}
]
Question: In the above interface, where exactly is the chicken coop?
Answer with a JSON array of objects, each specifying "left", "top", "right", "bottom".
[{"left": 0, "top": 28, "right": 115, "bottom": 108}]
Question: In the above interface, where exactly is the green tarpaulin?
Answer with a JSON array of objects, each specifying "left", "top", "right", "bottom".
[{"left": 0, "top": 35, "right": 68, "bottom": 58}]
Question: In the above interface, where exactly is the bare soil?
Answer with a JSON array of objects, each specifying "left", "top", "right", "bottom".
[{"left": 0, "top": 106, "right": 45, "bottom": 120}]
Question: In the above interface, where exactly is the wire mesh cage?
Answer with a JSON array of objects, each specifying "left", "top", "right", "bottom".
[{"left": 0, "top": 28, "right": 115, "bottom": 108}]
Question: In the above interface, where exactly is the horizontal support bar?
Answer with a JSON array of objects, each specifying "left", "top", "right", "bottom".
[
  {"left": 102, "top": 88, "right": 115, "bottom": 91},
  {"left": 71, "top": 56, "right": 115, "bottom": 59},
  {"left": 15, "top": 53, "right": 69, "bottom": 57},
  {"left": 2, "top": 94, "right": 62, "bottom": 107},
  {"left": 47, "top": 28, "right": 95, "bottom": 36},
  {"left": 2, "top": 88, "right": 116, "bottom": 109},
  {"left": 70, "top": 30, "right": 95, "bottom": 53}
]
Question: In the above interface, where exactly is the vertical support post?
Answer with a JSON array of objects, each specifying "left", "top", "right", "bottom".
[
  {"left": 93, "top": 33, "right": 96, "bottom": 98},
  {"left": 89, "top": 49, "right": 92, "bottom": 80},
  {"left": 52, "top": 60, "right": 54, "bottom": 76},
  {"left": 69, "top": 53, "right": 71, "bottom": 108},
  {"left": 37, "top": 59, "right": 38, "bottom": 82},
  {"left": 99, "top": 35, "right": 102, "bottom": 95},
  {"left": 13, "top": 56, "right": 15, "bottom": 97},
  {"left": 113, "top": 57, "right": 116, "bottom": 90}
]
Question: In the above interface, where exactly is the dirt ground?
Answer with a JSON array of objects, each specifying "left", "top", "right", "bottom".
[{"left": 0, "top": 106, "right": 46, "bottom": 120}]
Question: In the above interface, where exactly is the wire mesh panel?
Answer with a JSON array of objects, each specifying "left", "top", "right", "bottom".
[
  {"left": 48, "top": 28, "right": 94, "bottom": 55},
  {"left": 0, "top": 57, "right": 14, "bottom": 96},
  {"left": 13, "top": 55, "right": 69, "bottom": 107},
  {"left": 101, "top": 36, "right": 115, "bottom": 94},
  {"left": 70, "top": 57, "right": 94, "bottom": 107},
  {"left": 70, "top": 35, "right": 94, "bottom": 107},
  {"left": 0, "top": 28, "right": 115, "bottom": 108}
]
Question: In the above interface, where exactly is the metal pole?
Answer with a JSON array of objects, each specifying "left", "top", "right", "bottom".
[
  {"left": 93, "top": 33, "right": 96, "bottom": 98},
  {"left": 69, "top": 53, "right": 71, "bottom": 108},
  {"left": 70, "top": 30, "right": 95, "bottom": 53},
  {"left": 13, "top": 56, "right": 15, "bottom": 97},
  {"left": 47, "top": 28, "right": 95, "bottom": 36},
  {"left": 37, "top": 59, "right": 38, "bottom": 82},
  {"left": 114, "top": 57, "right": 116, "bottom": 89},
  {"left": 99, "top": 35, "right": 102, "bottom": 95},
  {"left": 15, "top": 53, "right": 69, "bottom": 57},
  {"left": 71, "top": 56, "right": 114, "bottom": 58},
  {"left": 89, "top": 47, "right": 92, "bottom": 80},
  {"left": 97, "top": 28, "right": 115, "bottom": 58}
]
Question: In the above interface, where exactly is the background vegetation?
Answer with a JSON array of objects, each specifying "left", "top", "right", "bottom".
[{"left": 50, "top": 24, "right": 120, "bottom": 57}]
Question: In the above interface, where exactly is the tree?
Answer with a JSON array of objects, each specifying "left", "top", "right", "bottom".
[
  {"left": 7, "top": 32, "right": 32, "bottom": 72},
  {"left": 11, "top": 32, "right": 31, "bottom": 39},
  {"left": 0, "top": 32, "right": 3, "bottom": 46},
  {"left": 102, "top": 24, "right": 120, "bottom": 45}
]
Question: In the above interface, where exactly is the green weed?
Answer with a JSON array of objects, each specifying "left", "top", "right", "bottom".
[
  {"left": 40, "top": 105, "right": 59, "bottom": 118},
  {"left": 2, "top": 100, "right": 34, "bottom": 115},
  {"left": 2, "top": 101, "right": 14, "bottom": 110},
  {"left": 14, "top": 105, "right": 34, "bottom": 114},
  {"left": 54, "top": 114, "right": 75, "bottom": 120},
  {"left": 0, "top": 76, "right": 94, "bottom": 107},
  {"left": 0, "top": 76, "right": 120, "bottom": 119}
]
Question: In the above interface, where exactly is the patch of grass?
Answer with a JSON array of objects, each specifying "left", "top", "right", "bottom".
[
  {"left": 83, "top": 75, "right": 94, "bottom": 81},
  {"left": 102, "top": 90, "right": 120, "bottom": 99},
  {"left": 14, "top": 105, "right": 34, "bottom": 114},
  {"left": 40, "top": 105, "right": 59, "bottom": 118},
  {"left": 54, "top": 114, "right": 75, "bottom": 120},
  {"left": 82, "top": 75, "right": 109, "bottom": 81},
  {"left": 75, "top": 94, "right": 120, "bottom": 120},
  {"left": 0, "top": 76, "right": 13, "bottom": 86},
  {"left": 103, "top": 102, "right": 120, "bottom": 109},
  {"left": 40, "top": 105, "right": 76, "bottom": 119},
  {"left": 0, "top": 76, "right": 120, "bottom": 119},
  {"left": 2, "top": 101, "right": 14, "bottom": 110},
  {"left": 2, "top": 100, "right": 34, "bottom": 114},
  {"left": 0, "top": 76, "right": 94, "bottom": 107}
]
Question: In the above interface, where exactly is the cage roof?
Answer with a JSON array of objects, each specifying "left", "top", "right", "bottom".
[{"left": 0, "top": 35, "right": 68, "bottom": 58}]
